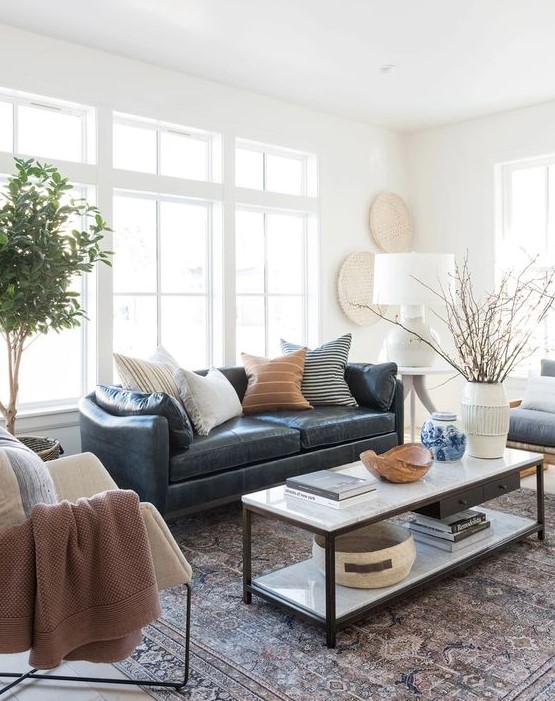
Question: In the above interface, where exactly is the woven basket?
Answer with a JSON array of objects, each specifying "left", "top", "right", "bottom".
[
  {"left": 18, "top": 435, "right": 63, "bottom": 462},
  {"left": 313, "top": 522, "right": 416, "bottom": 589}
]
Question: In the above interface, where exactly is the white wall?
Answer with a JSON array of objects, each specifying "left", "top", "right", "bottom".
[
  {"left": 0, "top": 24, "right": 408, "bottom": 450},
  {"left": 406, "top": 99, "right": 555, "bottom": 419}
]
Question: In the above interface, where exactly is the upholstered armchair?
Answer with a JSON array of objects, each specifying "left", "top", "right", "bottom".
[{"left": 0, "top": 449, "right": 192, "bottom": 696}]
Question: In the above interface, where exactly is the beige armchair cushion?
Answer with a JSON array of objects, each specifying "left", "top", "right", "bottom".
[{"left": 47, "top": 452, "right": 192, "bottom": 590}]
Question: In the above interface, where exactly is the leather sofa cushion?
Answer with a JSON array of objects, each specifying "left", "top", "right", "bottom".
[
  {"left": 508, "top": 407, "right": 555, "bottom": 448},
  {"left": 95, "top": 384, "right": 194, "bottom": 449},
  {"left": 345, "top": 362, "right": 397, "bottom": 411},
  {"left": 169, "top": 417, "right": 300, "bottom": 482},
  {"left": 253, "top": 407, "right": 396, "bottom": 450}
]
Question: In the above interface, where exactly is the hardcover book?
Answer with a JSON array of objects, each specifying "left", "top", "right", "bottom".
[
  {"left": 284, "top": 486, "right": 377, "bottom": 510},
  {"left": 286, "top": 469, "right": 377, "bottom": 500},
  {"left": 409, "top": 519, "right": 491, "bottom": 542},
  {"left": 413, "top": 508, "right": 486, "bottom": 534},
  {"left": 412, "top": 525, "right": 494, "bottom": 552}
]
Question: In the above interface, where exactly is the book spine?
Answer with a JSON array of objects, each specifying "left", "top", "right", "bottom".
[
  {"left": 414, "top": 512, "right": 486, "bottom": 533},
  {"left": 284, "top": 487, "right": 372, "bottom": 509},
  {"left": 409, "top": 520, "right": 490, "bottom": 542},
  {"left": 450, "top": 515, "right": 486, "bottom": 534}
]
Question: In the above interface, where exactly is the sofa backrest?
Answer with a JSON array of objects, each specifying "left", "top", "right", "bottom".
[
  {"left": 194, "top": 362, "right": 399, "bottom": 411},
  {"left": 194, "top": 366, "right": 249, "bottom": 401}
]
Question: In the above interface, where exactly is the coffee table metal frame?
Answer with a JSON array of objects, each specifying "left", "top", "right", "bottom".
[{"left": 242, "top": 450, "right": 544, "bottom": 648}]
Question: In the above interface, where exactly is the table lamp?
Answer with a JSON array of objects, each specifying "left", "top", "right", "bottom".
[{"left": 373, "top": 252, "right": 455, "bottom": 367}]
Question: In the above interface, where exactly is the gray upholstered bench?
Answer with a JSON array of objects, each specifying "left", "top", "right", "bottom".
[{"left": 507, "top": 359, "right": 555, "bottom": 473}]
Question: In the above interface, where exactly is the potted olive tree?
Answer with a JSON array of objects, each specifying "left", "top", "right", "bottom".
[{"left": 0, "top": 158, "right": 112, "bottom": 439}]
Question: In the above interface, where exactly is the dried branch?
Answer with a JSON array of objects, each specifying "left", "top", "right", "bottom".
[{"left": 359, "top": 253, "right": 555, "bottom": 383}]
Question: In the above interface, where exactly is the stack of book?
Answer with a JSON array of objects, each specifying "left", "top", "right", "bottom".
[
  {"left": 408, "top": 509, "right": 493, "bottom": 552},
  {"left": 285, "top": 470, "right": 377, "bottom": 509}
]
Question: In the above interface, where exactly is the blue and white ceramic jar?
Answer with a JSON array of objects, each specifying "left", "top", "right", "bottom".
[{"left": 420, "top": 411, "right": 466, "bottom": 462}]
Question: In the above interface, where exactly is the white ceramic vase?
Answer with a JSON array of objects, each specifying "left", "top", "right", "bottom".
[{"left": 460, "top": 382, "right": 510, "bottom": 459}]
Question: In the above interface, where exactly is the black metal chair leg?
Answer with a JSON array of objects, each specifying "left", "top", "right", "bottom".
[{"left": 0, "top": 582, "right": 191, "bottom": 694}]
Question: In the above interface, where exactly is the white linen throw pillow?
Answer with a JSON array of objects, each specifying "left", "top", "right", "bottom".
[
  {"left": 174, "top": 367, "right": 243, "bottom": 435},
  {"left": 520, "top": 375, "right": 555, "bottom": 413}
]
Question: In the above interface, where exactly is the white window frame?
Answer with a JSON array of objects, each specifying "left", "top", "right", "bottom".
[
  {"left": 235, "top": 138, "right": 318, "bottom": 197},
  {"left": 113, "top": 112, "right": 222, "bottom": 183},
  {"left": 112, "top": 188, "right": 221, "bottom": 367},
  {"left": 0, "top": 88, "right": 95, "bottom": 164},
  {"left": 235, "top": 205, "right": 314, "bottom": 358},
  {"left": 498, "top": 155, "right": 555, "bottom": 375}
]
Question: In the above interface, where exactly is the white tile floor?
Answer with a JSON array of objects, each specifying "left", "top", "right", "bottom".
[
  {"left": 0, "top": 652, "right": 152, "bottom": 699},
  {"left": 2, "top": 462, "right": 552, "bottom": 700}
]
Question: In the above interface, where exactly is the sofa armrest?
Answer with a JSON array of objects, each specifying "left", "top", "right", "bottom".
[{"left": 79, "top": 393, "right": 170, "bottom": 513}]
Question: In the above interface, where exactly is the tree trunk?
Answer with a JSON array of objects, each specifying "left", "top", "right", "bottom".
[{"left": 4, "top": 332, "right": 24, "bottom": 436}]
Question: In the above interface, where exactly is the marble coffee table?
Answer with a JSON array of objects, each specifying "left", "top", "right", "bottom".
[{"left": 242, "top": 449, "right": 545, "bottom": 648}]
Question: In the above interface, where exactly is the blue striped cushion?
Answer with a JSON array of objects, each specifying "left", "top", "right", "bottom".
[{"left": 280, "top": 334, "right": 357, "bottom": 407}]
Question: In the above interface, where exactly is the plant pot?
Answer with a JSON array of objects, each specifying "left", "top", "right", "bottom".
[{"left": 460, "top": 382, "right": 510, "bottom": 459}]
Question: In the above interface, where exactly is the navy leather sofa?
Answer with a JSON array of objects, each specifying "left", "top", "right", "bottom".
[{"left": 79, "top": 362, "right": 404, "bottom": 518}]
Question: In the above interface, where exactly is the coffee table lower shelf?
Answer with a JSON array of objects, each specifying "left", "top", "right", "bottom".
[{"left": 247, "top": 508, "right": 537, "bottom": 637}]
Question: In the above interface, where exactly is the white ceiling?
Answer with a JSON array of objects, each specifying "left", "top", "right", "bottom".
[{"left": 1, "top": 0, "right": 555, "bottom": 133}]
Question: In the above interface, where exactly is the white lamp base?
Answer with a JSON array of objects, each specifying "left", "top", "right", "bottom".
[{"left": 385, "top": 307, "right": 439, "bottom": 367}]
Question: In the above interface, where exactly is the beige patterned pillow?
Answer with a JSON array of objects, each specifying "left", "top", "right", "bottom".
[
  {"left": 241, "top": 348, "right": 312, "bottom": 414},
  {"left": 0, "top": 428, "right": 58, "bottom": 531},
  {"left": 113, "top": 350, "right": 180, "bottom": 399},
  {"left": 174, "top": 367, "right": 242, "bottom": 435}
]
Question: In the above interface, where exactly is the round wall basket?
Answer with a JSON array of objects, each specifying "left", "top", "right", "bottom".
[
  {"left": 369, "top": 191, "right": 413, "bottom": 252},
  {"left": 337, "top": 251, "right": 386, "bottom": 326}
]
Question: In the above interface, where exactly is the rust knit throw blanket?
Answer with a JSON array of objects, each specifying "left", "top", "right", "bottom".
[{"left": 0, "top": 490, "right": 161, "bottom": 669}]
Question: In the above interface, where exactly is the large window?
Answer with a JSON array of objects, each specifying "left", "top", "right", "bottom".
[
  {"left": 234, "top": 140, "right": 318, "bottom": 360},
  {"left": 112, "top": 193, "right": 219, "bottom": 369},
  {"left": 499, "top": 157, "right": 555, "bottom": 372},
  {"left": 235, "top": 209, "right": 312, "bottom": 358},
  {"left": 0, "top": 88, "right": 320, "bottom": 414},
  {"left": 0, "top": 89, "right": 95, "bottom": 411}
]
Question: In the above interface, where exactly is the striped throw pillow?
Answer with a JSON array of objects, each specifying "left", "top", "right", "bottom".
[
  {"left": 241, "top": 348, "right": 313, "bottom": 414},
  {"left": 280, "top": 334, "right": 357, "bottom": 407},
  {"left": 114, "top": 350, "right": 180, "bottom": 399}
]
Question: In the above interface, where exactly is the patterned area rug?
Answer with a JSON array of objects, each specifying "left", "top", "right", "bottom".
[{"left": 117, "top": 489, "right": 555, "bottom": 701}]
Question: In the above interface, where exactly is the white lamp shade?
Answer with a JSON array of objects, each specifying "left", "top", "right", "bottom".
[{"left": 373, "top": 252, "right": 455, "bottom": 306}]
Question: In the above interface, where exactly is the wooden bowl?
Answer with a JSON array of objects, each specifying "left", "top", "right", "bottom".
[{"left": 360, "top": 443, "right": 433, "bottom": 483}]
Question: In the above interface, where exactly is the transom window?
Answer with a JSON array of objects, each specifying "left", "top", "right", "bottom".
[
  {"left": 113, "top": 113, "right": 221, "bottom": 182},
  {"left": 235, "top": 139, "right": 317, "bottom": 197},
  {"left": 0, "top": 89, "right": 94, "bottom": 163}
]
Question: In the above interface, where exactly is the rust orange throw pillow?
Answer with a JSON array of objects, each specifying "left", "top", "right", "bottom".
[{"left": 241, "top": 348, "right": 313, "bottom": 414}]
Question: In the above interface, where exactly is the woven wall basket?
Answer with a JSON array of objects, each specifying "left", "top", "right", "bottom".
[
  {"left": 312, "top": 522, "right": 416, "bottom": 589},
  {"left": 369, "top": 191, "right": 413, "bottom": 252},
  {"left": 337, "top": 251, "right": 386, "bottom": 326}
]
